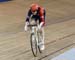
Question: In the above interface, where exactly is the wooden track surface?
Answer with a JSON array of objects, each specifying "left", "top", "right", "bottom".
[{"left": 0, "top": 0, "right": 75, "bottom": 60}]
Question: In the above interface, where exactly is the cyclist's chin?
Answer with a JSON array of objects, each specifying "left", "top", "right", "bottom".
[{"left": 32, "top": 11, "right": 37, "bottom": 15}]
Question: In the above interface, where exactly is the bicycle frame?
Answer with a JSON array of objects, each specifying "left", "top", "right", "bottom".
[{"left": 29, "top": 24, "right": 39, "bottom": 45}]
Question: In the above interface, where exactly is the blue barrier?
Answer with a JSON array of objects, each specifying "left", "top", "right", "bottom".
[
  {"left": 0, "top": 0, "right": 11, "bottom": 2},
  {"left": 51, "top": 48, "right": 75, "bottom": 60}
]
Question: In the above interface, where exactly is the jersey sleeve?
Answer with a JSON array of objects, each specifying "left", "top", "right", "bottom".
[
  {"left": 26, "top": 9, "right": 32, "bottom": 22},
  {"left": 39, "top": 8, "right": 45, "bottom": 25}
]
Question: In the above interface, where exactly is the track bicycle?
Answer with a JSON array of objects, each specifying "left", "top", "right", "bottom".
[{"left": 28, "top": 23, "right": 44, "bottom": 57}]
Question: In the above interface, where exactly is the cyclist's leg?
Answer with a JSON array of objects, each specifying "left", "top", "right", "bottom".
[
  {"left": 39, "top": 26, "right": 45, "bottom": 50},
  {"left": 38, "top": 10, "right": 46, "bottom": 50},
  {"left": 38, "top": 19, "right": 45, "bottom": 50}
]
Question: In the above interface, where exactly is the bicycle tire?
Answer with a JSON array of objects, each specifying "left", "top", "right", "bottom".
[
  {"left": 30, "top": 33, "right": 37, "bottom": 57},
  {"left": 37, "top": 32, "right": 42, "bottom": 53}
]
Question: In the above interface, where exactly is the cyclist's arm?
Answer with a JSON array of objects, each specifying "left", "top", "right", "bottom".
[
  {"left": 26, "top": 9, "right": 32, "bottom": 22},
  {"left": 39, "top": 8, "right": 45, "bottom": 26},
  {"left": 24, "top": 9, "right": 32, "bottom": 31}
]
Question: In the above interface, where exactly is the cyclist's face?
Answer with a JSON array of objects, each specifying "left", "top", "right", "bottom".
[{"left": 32, "top": 10, "right": 37, "bottom": 15}]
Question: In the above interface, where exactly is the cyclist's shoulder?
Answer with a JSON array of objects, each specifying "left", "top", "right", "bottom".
[
  {"left": 27, "top": 8, "right": 32, "bottom": 14},
  {"left": 39, "top": 7, "right": 44, "bottom": 15}
]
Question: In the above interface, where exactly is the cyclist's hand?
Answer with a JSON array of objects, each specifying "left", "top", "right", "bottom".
[
  {"left": 38, "top": 22, "right": 44, "bottom": 30},
  {"left": 38, "top": 25, "right": 41, "bottom": 30},
  {"left": 24, "top": 22, "right": 29, "bottom": 32},
  {"left": 24, "top": 25, "right": 28, "bottom": 31}
]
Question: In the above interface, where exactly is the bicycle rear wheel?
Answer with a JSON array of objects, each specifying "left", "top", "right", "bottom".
[{"left": 30, "top": 33, "right": 37, "bottom": 57}]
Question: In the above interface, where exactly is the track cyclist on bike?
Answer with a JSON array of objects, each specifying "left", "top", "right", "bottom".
[{"left": 24, "top": 3, "right": 46, "bottom": 50}]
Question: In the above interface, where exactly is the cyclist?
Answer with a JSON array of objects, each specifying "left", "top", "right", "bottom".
[{"left": 24, "top": 3, "right": 46, "bottom": 50}]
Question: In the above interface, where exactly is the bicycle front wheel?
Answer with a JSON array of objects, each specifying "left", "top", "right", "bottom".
[
  {"left": 37, "top": 32, "right": 42, "bottom": 53},
  {"left": 30, "top": 33, "right": 37, "bottom": 57}
]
